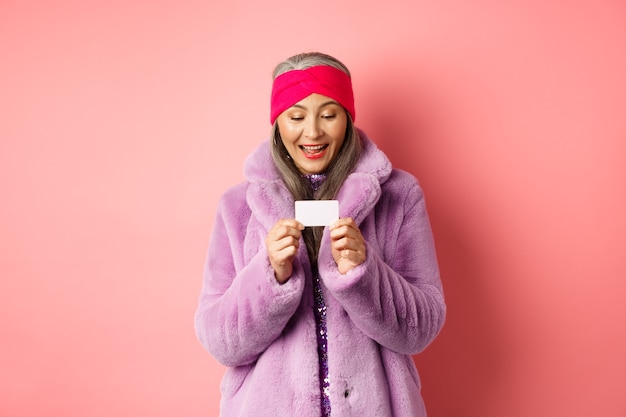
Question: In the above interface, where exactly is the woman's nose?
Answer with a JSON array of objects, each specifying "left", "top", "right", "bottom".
[{"left": 304, "top": 117, "right": 322, "bottom": 139}]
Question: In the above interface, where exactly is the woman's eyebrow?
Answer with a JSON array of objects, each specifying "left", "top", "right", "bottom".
[{"left": 290, "top": 100, "right": 339, "bottom": 110}]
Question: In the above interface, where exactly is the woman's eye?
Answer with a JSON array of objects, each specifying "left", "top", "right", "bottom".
[
  {"left": 290, "top": 116, "right": 304, "bottom": 121},
  {"left": 321, "top": 114, "right": 336, "bottom": 119}
]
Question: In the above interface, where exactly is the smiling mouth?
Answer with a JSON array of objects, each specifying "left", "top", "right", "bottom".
[{"left": 299, "top": 144, "right": 328, "bottom": 155}]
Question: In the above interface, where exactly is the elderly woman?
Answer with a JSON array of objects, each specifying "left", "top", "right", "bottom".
[{"left": 194, "top": 52, "right": 446, "bottom": 417}]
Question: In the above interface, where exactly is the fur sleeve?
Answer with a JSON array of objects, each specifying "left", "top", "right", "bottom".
[
  {"left": 319, "top": 177, "right": 446, "bottom": 355},
  {"left": 194, "top": 186, "right": 305, "bottom": 366}
]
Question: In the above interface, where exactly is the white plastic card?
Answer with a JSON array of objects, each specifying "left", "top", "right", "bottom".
[{"left": 295, "top": 200, "right": 339, "bottom": 227}]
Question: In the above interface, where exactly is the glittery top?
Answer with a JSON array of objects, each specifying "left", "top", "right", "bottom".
[
  {"left": 303, "top": 173, "right": 331, "bottom": 417},
  {"left": 305, "top": 173, "right": 326, "bottom": 194}
]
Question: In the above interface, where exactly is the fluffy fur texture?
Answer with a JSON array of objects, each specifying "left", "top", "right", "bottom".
[{"left": 195, "top": 131, "right": 446, "bottom": 416}]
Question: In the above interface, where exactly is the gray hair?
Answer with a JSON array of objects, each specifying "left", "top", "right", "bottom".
[{"left": 272, "top": 52, "right": 351, "bottom": 79}]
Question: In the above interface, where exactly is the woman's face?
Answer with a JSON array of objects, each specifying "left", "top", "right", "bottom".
[{"left": 276, "top": 93, "right": 348, "bottom": 175}]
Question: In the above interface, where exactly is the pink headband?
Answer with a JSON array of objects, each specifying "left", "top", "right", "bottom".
[{"left": 270, "top": 65, "right": 355, "bottom": 124}]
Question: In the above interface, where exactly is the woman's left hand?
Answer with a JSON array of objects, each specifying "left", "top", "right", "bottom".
[{"left": 330, "top": 217, "right": 366, "bottom": 274}]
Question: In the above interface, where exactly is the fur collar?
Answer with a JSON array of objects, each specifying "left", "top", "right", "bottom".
[{"left": 244, "top": 130, "right": 392, "bottom": 230}]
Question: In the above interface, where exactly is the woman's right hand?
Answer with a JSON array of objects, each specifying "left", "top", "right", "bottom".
[{"left": 265, "top": 219, "right": 304, "bottom": 284}]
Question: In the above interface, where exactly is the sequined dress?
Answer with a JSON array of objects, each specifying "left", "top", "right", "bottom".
[{"left": 304, "top": 173, "right": 331, "bottom": 417}]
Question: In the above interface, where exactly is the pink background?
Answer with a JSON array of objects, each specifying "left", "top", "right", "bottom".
[{"left": 2, "top": 1, "right": 625, "bottom": 416}]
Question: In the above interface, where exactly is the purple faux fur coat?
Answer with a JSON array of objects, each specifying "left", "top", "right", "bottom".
[{"left": 194, "top": 131, "right": 446, "bottom": 417}]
